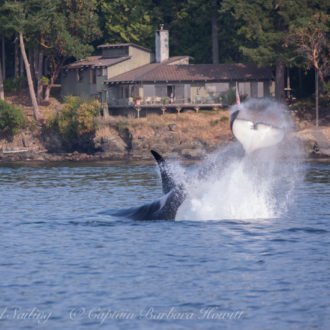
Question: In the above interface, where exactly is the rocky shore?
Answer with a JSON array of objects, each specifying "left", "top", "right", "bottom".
[{"left": 0, "top": 111, "right": 329, "bottom": 163}]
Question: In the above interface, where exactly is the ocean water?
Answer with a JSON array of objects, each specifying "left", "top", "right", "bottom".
[{"left": 0, "top": 159, "right": 329, "bottom": 329}]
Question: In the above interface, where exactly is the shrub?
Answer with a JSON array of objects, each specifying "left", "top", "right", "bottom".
[
  {"left": 0, "top": 99, "right": 25, "bottom": 135},
  {"left": 3, "top": 76, "right": 26, "bottom": 93},
  {"left": 222, "top": 89, "right": 248, "bottom": 106},
  {"left": 48, "top": 96, "right": 101, "bottom": 140},
  {"left": 42, "top": 76, "right": 49, "bottom": 86}
]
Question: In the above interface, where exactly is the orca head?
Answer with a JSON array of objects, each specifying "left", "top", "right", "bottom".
[{"left": 230, "top": 99, "right": 287, "bottom": 154}]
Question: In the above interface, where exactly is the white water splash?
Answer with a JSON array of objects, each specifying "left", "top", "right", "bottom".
[{"left": 174, "top": 99, "right": 304, "bottom": 221}]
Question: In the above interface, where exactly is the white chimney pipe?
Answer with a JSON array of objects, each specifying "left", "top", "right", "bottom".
[{"left": 155, "top": 26, "right": 169, "bottom": 63}]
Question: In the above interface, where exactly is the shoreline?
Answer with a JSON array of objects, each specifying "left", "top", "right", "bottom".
[
  {"left": 0, "top": 110, "right": 329, "bottom": 164},
  {"left": 0, "top": 147, "right": 329, "bottom": 166}
]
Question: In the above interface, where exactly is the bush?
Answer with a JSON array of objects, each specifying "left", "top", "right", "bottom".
[
  {"left": 48, "top": 96, "right": 101, "bottom": 140},
  {"left": 3, "top": 76, "right": 26, "bottom": 93},
  {"left": 0, "top": 99, "right": 25, "bottom": 135},
  {"left": 222, "top": 89, "right": 248, "bottom": 106},
  {"left": 42, "top": 76, "right": 49, "bottom": 86}
]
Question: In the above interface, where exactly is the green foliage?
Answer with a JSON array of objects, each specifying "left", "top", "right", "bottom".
[
  {"left": 3, "top": 77, "right": 26, "bottom": 92},
  {"left": 209, "top": 116, "right": 229, "bottom": 126},
  {"left": 161, "top": 97, "right": 169, "bottom": 105},
  {"left": 42, "top": 76, "right": 49, "bottom": 86},
  {"left": 222, "top": 89, "right": 247, "bottom": 106},
  {"left": 0, "top": 99, "right": 25, "bottom": 135},
  {"left": 48, "top": 96, "right": 101, "bottom": 140},
  {"left": 221, "top": 0, "right": 328, "bottom": 67},
  {"left": 100, "top": 0, "right": 153, "bottom": 46}
]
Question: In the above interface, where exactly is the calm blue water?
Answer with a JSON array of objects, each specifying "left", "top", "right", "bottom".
[{"left": 0, "top": 161, "right": 329, "bottom": 329}]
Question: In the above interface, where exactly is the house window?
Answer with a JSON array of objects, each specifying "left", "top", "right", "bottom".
[
  {"left": 206, "top": 83, "right": 229, "bottom": 93},
  {"left": 257, "top": 82, "right": 264, "bottom": 97},
  {"left": 238, "top": 82, "right": 251, "bottom": 97},
  {"left": 251, "top": 82, "right": 264, "bottom": 98},
  {"left": 131, "top": 85, "right": 139, "bottom": 97},
  {"left": 120, "top": 85, "right": 129, "bottom": 98}
]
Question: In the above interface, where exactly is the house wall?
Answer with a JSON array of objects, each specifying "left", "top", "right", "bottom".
[
  {"left": 142, "top": 83, "right": 190, "bottom": 103},
  {"left": 61, "top": 71, "right": 75, "bottom": 98},
  {"left": 61, "top": 68, "right": 104, "bottom": 99},
  {"left": 191, "top": 83, "right": 208, "bottom": 103},
  {"left": 101, "top": 47, "right": 128, "bottom": 58},
  {"left": 107, "top": 47, "right": 152, "bottom": 79}
]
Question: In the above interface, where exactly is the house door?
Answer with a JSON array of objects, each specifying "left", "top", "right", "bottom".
[{"left": 167, "top": 86, "right": 175, "bottom": 103}]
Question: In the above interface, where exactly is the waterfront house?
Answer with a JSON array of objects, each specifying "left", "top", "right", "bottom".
[{"left": 61, "top": 27, "right": 274, "bottom": 116}]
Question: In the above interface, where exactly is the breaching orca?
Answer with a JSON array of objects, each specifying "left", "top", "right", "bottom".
[
  {"left": 107, "top": 99, "right": 289, "bottom": 221},
  {"left": 107, "top": 150, "right": 185, "bottom": 220},
  {"left": 230, "top": 99, "right": 286, "bottom": 154}
]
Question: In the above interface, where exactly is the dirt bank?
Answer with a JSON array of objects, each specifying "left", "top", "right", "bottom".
[
  {"left": 1, "top": 91, "right": 329, "bottom": 163},
  {"left": 0, "top": 111, "right": 234, "bottom": 162}
]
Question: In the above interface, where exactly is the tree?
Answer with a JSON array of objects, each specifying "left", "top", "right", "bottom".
[
  {"left": 220, "top": 0, "right": 320, "bottom": 101},
  {"left": 285, "top": 12, "right": 329, "bottom": 126},
  {"left": 150, "top": 0, "right": 217, "bottom": 63},
  {"left": 1, "top": 0, "right": 40, "bottom": 120},
  {"left": 211, "top": 0, "right": 219, "bottom": 64},
  {"left": 99, "top": 0, "right": 154, "bottom": 47},
  {"left": 42, "top": 0, "right": 101, "bottom": 100},
  {"left": 0, "top": 55, "right": 4, "bottom": 100},
  {"left": 285, "top": 12, "right": 329, "bottom": 85}
]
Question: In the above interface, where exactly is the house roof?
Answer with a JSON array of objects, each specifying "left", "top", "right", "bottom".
[
  {"left": 97, "top": 43, "right": 152, "bottom": 53},
  {"left": 106, "top": 63, "right": 273, "bottom": 84},
  {"left": 64, "top": 56, "right": 131, "bottom": 70},
  {"left": 162, "top": 56, "right": 193, "bottom": 64}
]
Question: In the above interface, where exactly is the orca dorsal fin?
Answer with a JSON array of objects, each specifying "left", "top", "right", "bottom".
[
  {"left": 230, "top": 110, "right": 240, "bottom": 132},
  {"left": 151, "top": 150, "right": 176, "bottom": 194}
]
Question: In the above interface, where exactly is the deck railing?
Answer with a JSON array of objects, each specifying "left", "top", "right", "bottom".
[{"left": 107, "top": 95, "right": 225, "bottom": 106}]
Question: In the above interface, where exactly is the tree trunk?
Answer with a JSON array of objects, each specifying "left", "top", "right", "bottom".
[
  {"left": 44, "top": 57, "right": 65, "bottom": 101},
  {"left": 29, "top": 49, "right": 36, "bottom": 88},
  {"left": 275, "top": 60, "right": 285, "bottom": 102},
  {"left": 211, "top": 0, "right": 219, "bottom": 64},
  {"left": 14, "top": 36, "right": 19, "bottom": 79},
  {"left": 44, "top": 75, "right": 54, "bottom": 101},
  {"left": 20, "top": 50, "right": 24, "bottom": 77},
  {"left": 315, "top": 69, "right": 319, "bottom": 127},
  {"left": 0, "top": 58, "right": 4, "bottom": 100},
  {"left": 19, "top": 30, "right": 40, "bottom": 120},
  {"left": 1, "top": 36, "right": 5, "bottom": 80},
  {"left": 36, "top": 49, "right": 44, "bottom": 103}
]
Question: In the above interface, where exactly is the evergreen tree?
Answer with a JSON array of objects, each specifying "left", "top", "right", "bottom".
[
  {"left": 42, "top": 0, "right": 101, "bottom": 100},
  {"left": 220, "top": 0, "right": 323, "bottom": 101},
  {"left": 99, "top": 0, "right": 154, "bottom": 47},
  {"left": 0, "top": 54, "right": 3, "bottom": 100},
  {"left": 1, "top": 0, "right": 41, "bottom": 119}
]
